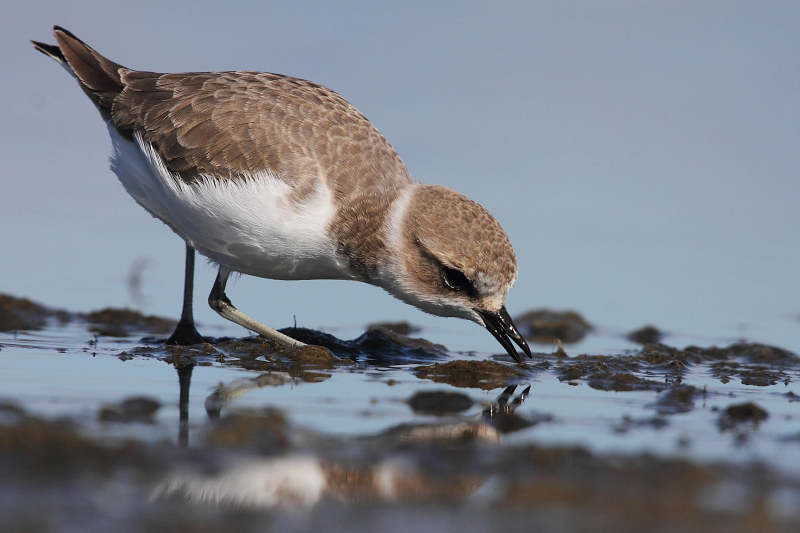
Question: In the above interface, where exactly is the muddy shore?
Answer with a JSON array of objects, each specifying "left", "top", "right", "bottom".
[{"left": 0, "top": 292, "right": 798, "bottom": 532}]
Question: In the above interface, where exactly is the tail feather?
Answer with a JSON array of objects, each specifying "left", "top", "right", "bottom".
[
  {"left": 32, "top": 26, "right": 126, "bottom": 118},
  {"left": 31, "top": 40, "right": 65, "bottom": 63},
  {"left": 52, "top": 26, "right": 124, "bottom": 92}
]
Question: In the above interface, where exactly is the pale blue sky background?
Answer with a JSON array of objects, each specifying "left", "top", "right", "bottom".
[{"left": 2, "top": 1, "right": 798, "bottom": 353}]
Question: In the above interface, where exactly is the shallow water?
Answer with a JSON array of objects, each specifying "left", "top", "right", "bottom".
[{"left": 1, "top": 303, "right": 799, "bottom": 532}]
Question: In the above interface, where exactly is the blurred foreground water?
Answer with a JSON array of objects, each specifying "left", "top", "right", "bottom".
[{"left": 1, "top": 294, "right": 799, "bottom": 532}]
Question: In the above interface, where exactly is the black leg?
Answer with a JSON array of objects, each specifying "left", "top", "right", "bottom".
[
  {"left": 166, "top": 243, "right": 206, "bottom": 345},
  {"left": 176, "top": 362, "right": 194, "bottom": 448}
]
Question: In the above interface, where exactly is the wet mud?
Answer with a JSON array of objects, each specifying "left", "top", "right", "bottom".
[
  {"left": 1, "top": 291, "right": 799, "bottom": 532},
  {"left": 718, "top": 402, "right": 770, "bottom": 430},
  {"left": 1, "top": 399, "right": 798, "bottom": 533},
  {"left": 514, "top": 308, "right": 593, "bottom": 344},
  {"left": 365, "top": 320, "right": 421, "bottom": 336},
  {"left": 415, "top": 360, "right": 528, "bottom": 390},
  {"left": 98, "top": 396, "right": 162, "bottom": 424},
  {"left": 408, "top": 390, "right": 474, "bottom": 415},
  {"left": 0, "top": 292, "right": 176, "bottom": 338},
  {"left": 128, "top": 337, "right": 343, "bottom": 383},
  {"left": 0, "top": 293, "right": 68, "bottom": 331},
  {"left": 85, "top": 308, "right": 177, "bottom": 337},
  {"left": 627, "top": 324, "right": 664, "bottom": 344}
]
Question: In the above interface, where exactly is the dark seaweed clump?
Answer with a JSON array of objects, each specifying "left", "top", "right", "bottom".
[{"left": 514, "top": 309, "right": 593, "bottom": 344}]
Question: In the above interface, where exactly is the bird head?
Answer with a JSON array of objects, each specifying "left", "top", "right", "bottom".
[{"left": 382, "top": 184, "right": 532, "bottom": 363}]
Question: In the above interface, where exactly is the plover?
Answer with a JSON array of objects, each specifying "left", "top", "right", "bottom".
[{"left": 32, "top": 27, "right": 532, "bottom": 363}]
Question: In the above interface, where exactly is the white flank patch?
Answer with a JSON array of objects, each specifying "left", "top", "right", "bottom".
[{"left": 107, "top": 126, "right": 358, "bottom": 281}]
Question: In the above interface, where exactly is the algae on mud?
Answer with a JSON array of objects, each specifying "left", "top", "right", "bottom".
[
  {"left": 1, "top": 399, "right": 799, "bottom": 533},
  {"left": 408, "top": 390, "right": 474, "bottom": 415},
  {"left": 1, "top": 291, "right": 800, "bottom": 532},
  {"left": 514, "top": 308, "right": 593, "bottom": 344},
  {"left": 415, "top": 360, "right": 528, "bottom": 390},
  {"left": 0, "top": 293, "right": 67, "bottom": 331}
]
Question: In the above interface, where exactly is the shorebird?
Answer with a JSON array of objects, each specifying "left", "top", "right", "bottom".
[{"left": 32, "top": 27, "right": 532, "bottom": 363}]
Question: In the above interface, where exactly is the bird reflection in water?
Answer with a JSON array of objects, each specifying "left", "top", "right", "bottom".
[{"left": 161, "top": 366, "right": 535, "bottom": 508}]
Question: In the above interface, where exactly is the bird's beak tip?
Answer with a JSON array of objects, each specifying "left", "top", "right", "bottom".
[{"left": 476, "top": 307, "right": 531, "bottom": 364}]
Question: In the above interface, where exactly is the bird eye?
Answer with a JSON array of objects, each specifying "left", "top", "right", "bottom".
[{"left": 442, "top": 266, "right": 473, "bottom": 293}]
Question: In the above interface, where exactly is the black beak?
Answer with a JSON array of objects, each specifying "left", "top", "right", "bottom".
[{"left": 476, "top": 306, "right": 532, "bottom": 364}]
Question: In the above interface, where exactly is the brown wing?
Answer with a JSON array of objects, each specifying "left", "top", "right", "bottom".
[
  {"left": 40, "top": 27, "right": 412, "bottom": 196},
  {"left": 37, "top": 26, "right": 415, "bottom": 275},
  {"left": 115, "top": 70, "right": 412, "bottom": 192}
]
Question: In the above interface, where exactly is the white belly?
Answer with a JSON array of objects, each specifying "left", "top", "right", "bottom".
[{"left": 107, "top": 126, "right": 359, "bottom": 281}]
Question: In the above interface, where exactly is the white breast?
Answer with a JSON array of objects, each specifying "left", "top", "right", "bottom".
[{"left": 107, "top": 126, "right": 359, "bottom": 281}]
